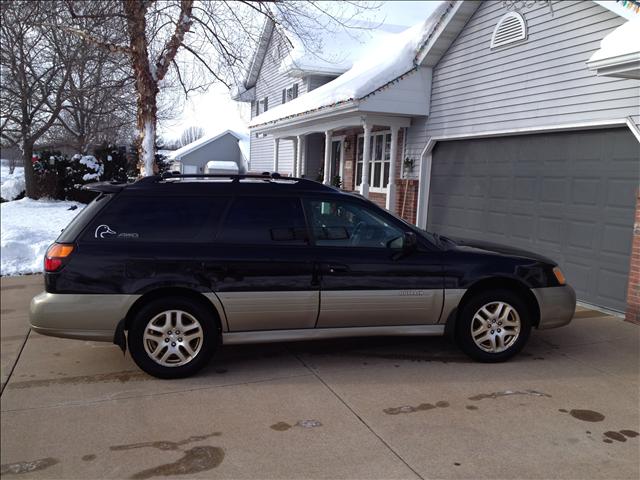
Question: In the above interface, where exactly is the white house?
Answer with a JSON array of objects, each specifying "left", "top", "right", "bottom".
[{"left": 231, "top": 0, "right": 640, "bottom": 319}]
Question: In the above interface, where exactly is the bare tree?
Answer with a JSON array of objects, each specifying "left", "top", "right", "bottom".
[
  {"left": 0, "top": 0, "right": 74, "bottom": 197},
  {"left": 61, "top": 0, "right": 378, "bottom": 176},
  {"left": 179, "top": 125, "right": 205, "bottom": 147}
]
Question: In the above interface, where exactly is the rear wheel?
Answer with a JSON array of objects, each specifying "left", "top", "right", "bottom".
[
  {"left": 455, "top": 289, "right": 531, "bottom": 362},
  {"left": 128, "top": 297, "right": 218, "bottom": 379}
]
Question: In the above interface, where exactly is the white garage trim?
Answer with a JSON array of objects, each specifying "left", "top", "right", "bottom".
[{"left": 416, "top": 118, "right": 640, "bottom": 229}]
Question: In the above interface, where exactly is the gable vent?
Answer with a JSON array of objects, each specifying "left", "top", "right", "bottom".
[{"left": 491, "top": 12, "right": 527, "bottom": 49}]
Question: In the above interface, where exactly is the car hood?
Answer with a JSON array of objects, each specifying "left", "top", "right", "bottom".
[{"left": 447, "top": 237, "right": 557, "bottom": 265}]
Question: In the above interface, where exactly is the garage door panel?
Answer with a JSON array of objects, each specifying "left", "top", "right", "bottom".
[
  {"left": 571, "top": 178, "right": 601, "bottom": 205},
  {"left": 567, "top": 220, "right": 597, "bottom": 250},
  {"left": 607, "top": 178, "right": 638, "bottom": 208},
  {"left": 428, "top": 128, "right": 639, "bottom": 312}
]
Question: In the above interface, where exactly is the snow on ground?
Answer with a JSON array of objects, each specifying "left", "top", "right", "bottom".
[
  {"left": 1, "top": 198, "right": 84, "bottom": 276},
  {"left": 1, "top": 162, "right": 26, "bottom": 201}
]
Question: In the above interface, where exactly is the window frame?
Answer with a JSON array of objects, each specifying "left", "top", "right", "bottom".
[{"left": 355, "top": 130, "right": 392, "bottom": 192}]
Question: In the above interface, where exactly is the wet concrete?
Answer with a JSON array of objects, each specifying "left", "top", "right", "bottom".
[
  {"left": 130, "top": 446, "right": 224, "bottom": 479},
  {"left": 1, "top": 274, "right": 639, "bottom": 479}
]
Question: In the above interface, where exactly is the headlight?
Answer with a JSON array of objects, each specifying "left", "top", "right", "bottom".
[{"left": 553, "top": 267, "right": 566, "bottom": 285}]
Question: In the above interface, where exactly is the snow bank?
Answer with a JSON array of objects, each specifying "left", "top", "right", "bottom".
[
  {"left": 1, "top": 163, "right": 26, "bottom": 201},
  {"left": 249, "top": 3, "right": 448, "bottom": 127},
  {"left": 1, "top": 198, "right": 84, "bottom": 276}
]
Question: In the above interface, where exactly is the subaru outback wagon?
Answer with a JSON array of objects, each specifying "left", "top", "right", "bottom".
[{"left": 30, "top": 173, "right": 576, "bottom": 378}]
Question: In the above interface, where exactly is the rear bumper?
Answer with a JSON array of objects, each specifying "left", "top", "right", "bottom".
[
  {"left": 29, "top": 292, "right": 140, "bottom": 342},
  {"left": 532, "top": 285, "right": 576, "bottom": 330}
]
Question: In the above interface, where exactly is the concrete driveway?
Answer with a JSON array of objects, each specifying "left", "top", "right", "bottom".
[{"left": 1, "top": 275, "right": 639, "bottom": 479}]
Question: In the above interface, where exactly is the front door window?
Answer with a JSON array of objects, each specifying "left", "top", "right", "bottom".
[{"left": 304, "top": 199, "right": 403, "bottom": 249}]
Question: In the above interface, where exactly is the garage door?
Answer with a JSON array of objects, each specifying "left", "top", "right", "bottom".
[{"left": 428, "top": 128, "right": 640, "bottom": 312}]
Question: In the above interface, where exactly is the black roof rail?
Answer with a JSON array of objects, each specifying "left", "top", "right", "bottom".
[{"left": 157, "top": 171, "right": 335, "bottom": 191}]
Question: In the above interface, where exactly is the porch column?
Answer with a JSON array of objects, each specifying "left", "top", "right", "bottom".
[
  {"left": 296, "top": 135, "right": 305, "bottom": 178},
  {"left": 292, "top": 138, "right": 298, "bottom": 177},
  {"left": 360, "top": 123, "right": 371, "bottom": 197},
  {"left": 386, "top": 126, "right": 400, "bottom": 211},
  {"left": 272, "top": 137, "right": 280, "bottom": 172},
  {"left": 323, "top": 130, "right": 333, "bottom": 185}
]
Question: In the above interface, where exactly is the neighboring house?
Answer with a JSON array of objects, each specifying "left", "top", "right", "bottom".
[
  {"left": 232, "top": 0, "right": 640, "bottom": 319},
  {"left": 169, "top": 129, "right": 249, "bottom": 174}
]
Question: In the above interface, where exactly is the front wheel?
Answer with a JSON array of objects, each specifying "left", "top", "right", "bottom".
[
  {"left": 128, "top": 297, "right": 218, "bottom": 379},
  {"left": 455, "top": 289, "right": 532, "bottom": 362}
]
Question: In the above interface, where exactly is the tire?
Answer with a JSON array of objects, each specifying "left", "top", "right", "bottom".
[
  {"left": 128, "top": 296, "right": 218, "bottom": 379},
  {"left": 455, "top": 288, "right": 532, "bottom": 362}
]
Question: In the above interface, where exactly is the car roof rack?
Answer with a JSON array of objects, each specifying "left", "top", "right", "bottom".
[{"left": 154, "top": 171, "right": 336, "bottom": 191}]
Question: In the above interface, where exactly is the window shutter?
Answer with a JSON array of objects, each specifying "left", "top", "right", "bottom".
[
  {"left": 282, "top": 89, "right": 286, "bottom": 104},
  {"left": 264, "top": 97, "right": 268, "bottom": 111},
  {"left": 293, "top": 83, "right": 298, "bottom": 99},
  {"left": 491, "top": 12, "right": 527, "bottom": 49}
]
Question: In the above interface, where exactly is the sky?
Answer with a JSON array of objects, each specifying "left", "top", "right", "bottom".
[{"left": 158, "top": 1, "right": 443, "bottom": 142}]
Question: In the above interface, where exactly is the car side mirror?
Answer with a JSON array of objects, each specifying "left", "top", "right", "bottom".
[{"left": 403, "top": 231, "right": 418, "bottom": 253}]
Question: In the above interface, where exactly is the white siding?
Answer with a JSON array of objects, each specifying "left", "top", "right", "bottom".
[
  {"left": 250, "top": 31, "right": 307, "bottom": 174},
  {"left": 404, "top": 0, "right": 640, "bottom": 176}
]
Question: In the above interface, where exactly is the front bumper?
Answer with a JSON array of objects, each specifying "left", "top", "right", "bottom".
[
  {"left": 532, "top": 285, "right": 576, "bottom": 329},
  {"left": 29, "top": 292, "right": 140, "bottom": 342}
]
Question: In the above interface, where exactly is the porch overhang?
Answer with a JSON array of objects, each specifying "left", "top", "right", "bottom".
[{"left": 256, "top": 111, "right": 412, "bottom": 139}]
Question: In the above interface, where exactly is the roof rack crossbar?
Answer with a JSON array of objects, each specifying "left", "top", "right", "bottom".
[{"left": 158, "top": 172, "right": 335, "bottom": 191}]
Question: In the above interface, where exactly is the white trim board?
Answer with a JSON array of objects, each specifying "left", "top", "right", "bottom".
[{"left": 416, "top": 118, "right": 640, "bottom": 228}]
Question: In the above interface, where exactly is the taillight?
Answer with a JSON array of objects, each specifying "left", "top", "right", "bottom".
[{"left": 44, "top": 243, "right": 74, "bottom": 272}]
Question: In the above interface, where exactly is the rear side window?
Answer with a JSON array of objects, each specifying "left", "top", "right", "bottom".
[
  {"left": 217, "top": 196, "right": 307, "bottom": 245},
  {"left": 83, "top": 195, "right": 229, "bottom": 243},
  {"left": 58, "top": 193, "right": 113, "bottom": 243}
]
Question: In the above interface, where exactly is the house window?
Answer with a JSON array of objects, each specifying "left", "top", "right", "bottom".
[
  {"left": 491, "top": 12, "right": 527, "bottom": 49},
  {"left": 257, "top": 97, "right": 268, "bottom": 114},
  {"left": 355, "top": 131, "right": 392, "bottom": 191},
  {"left": 281, "top": 84, "right": 299, "bottom": 104}
]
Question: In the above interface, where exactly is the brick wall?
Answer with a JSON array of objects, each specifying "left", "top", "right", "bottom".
[{"left": 626, "top": 190, "right": 640, "bottom": 325}]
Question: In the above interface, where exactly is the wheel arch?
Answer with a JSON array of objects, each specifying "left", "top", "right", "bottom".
[
  {"left": 444, "top": 276, "right": 541, "bottom": 338},
  {"left": 124, "top": 287, "right": 225, "bottom": 334}
]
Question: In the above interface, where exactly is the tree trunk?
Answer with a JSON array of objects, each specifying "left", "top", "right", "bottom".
[
  {"left": 22, "top": 140, "right": 37, "bottom": 199},
  {"left": 123, "top": 0, "right": 158, "bottom": 177}
]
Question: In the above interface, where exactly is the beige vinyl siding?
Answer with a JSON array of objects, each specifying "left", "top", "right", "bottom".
[{"left": 404, "top": 0, "right": 640, "bottom": 177}]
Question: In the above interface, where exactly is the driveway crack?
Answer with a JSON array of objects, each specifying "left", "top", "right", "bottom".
[
  {"left": 1, "top": 329, "right": 30, "bottom": 397},
  {"left": 292, "top": 352, "right": 424, "bottom": 480}
]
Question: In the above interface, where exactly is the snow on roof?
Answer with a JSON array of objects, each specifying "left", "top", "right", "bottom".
[
  {"left": 169, "top": 129, "right": 249, "bottom": 160},
  {"left": 280, "top": 20, "right": 409, "bottom": 77},
  {"left": 248, "top": 2, "right": 449, "bottom": 128},
  {"left": 588, "top": 18, "right": 640, "bottom": 64}
]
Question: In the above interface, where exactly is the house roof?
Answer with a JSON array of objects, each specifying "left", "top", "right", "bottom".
[
  {"left": 279, "top": 20, "right": 409, "bottom": 78},
  {"left": 245, "top": 0, "right": 633, "bottom": 129},
  {"left": 587, "top": 17, "right": 640, "bottom": 78},
  {"left": 248, "top": 2, "right": 454, "bottom": 128},
  {"left": 169, "top": 129, "right": 249, "bottom": 161}
]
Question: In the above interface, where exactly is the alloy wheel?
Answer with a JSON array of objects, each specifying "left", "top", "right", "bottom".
[
  {"left": 470, "top": 301, "right": 521, "bottom": 353},
  {"left": 143, "top": 310, "right": 204, "bottom": 367}
]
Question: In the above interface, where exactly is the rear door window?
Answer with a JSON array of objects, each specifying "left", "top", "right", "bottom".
[
  {"left": 83, "top": 195, "right": 229, "bottom": 243},
  {"left": 216, "top": 196, "right": 308, "bottom": 245}
]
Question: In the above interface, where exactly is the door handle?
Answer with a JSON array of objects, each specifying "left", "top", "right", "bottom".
[{"left": 328, "top": 264, "right": 348, "bottom": 274}]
